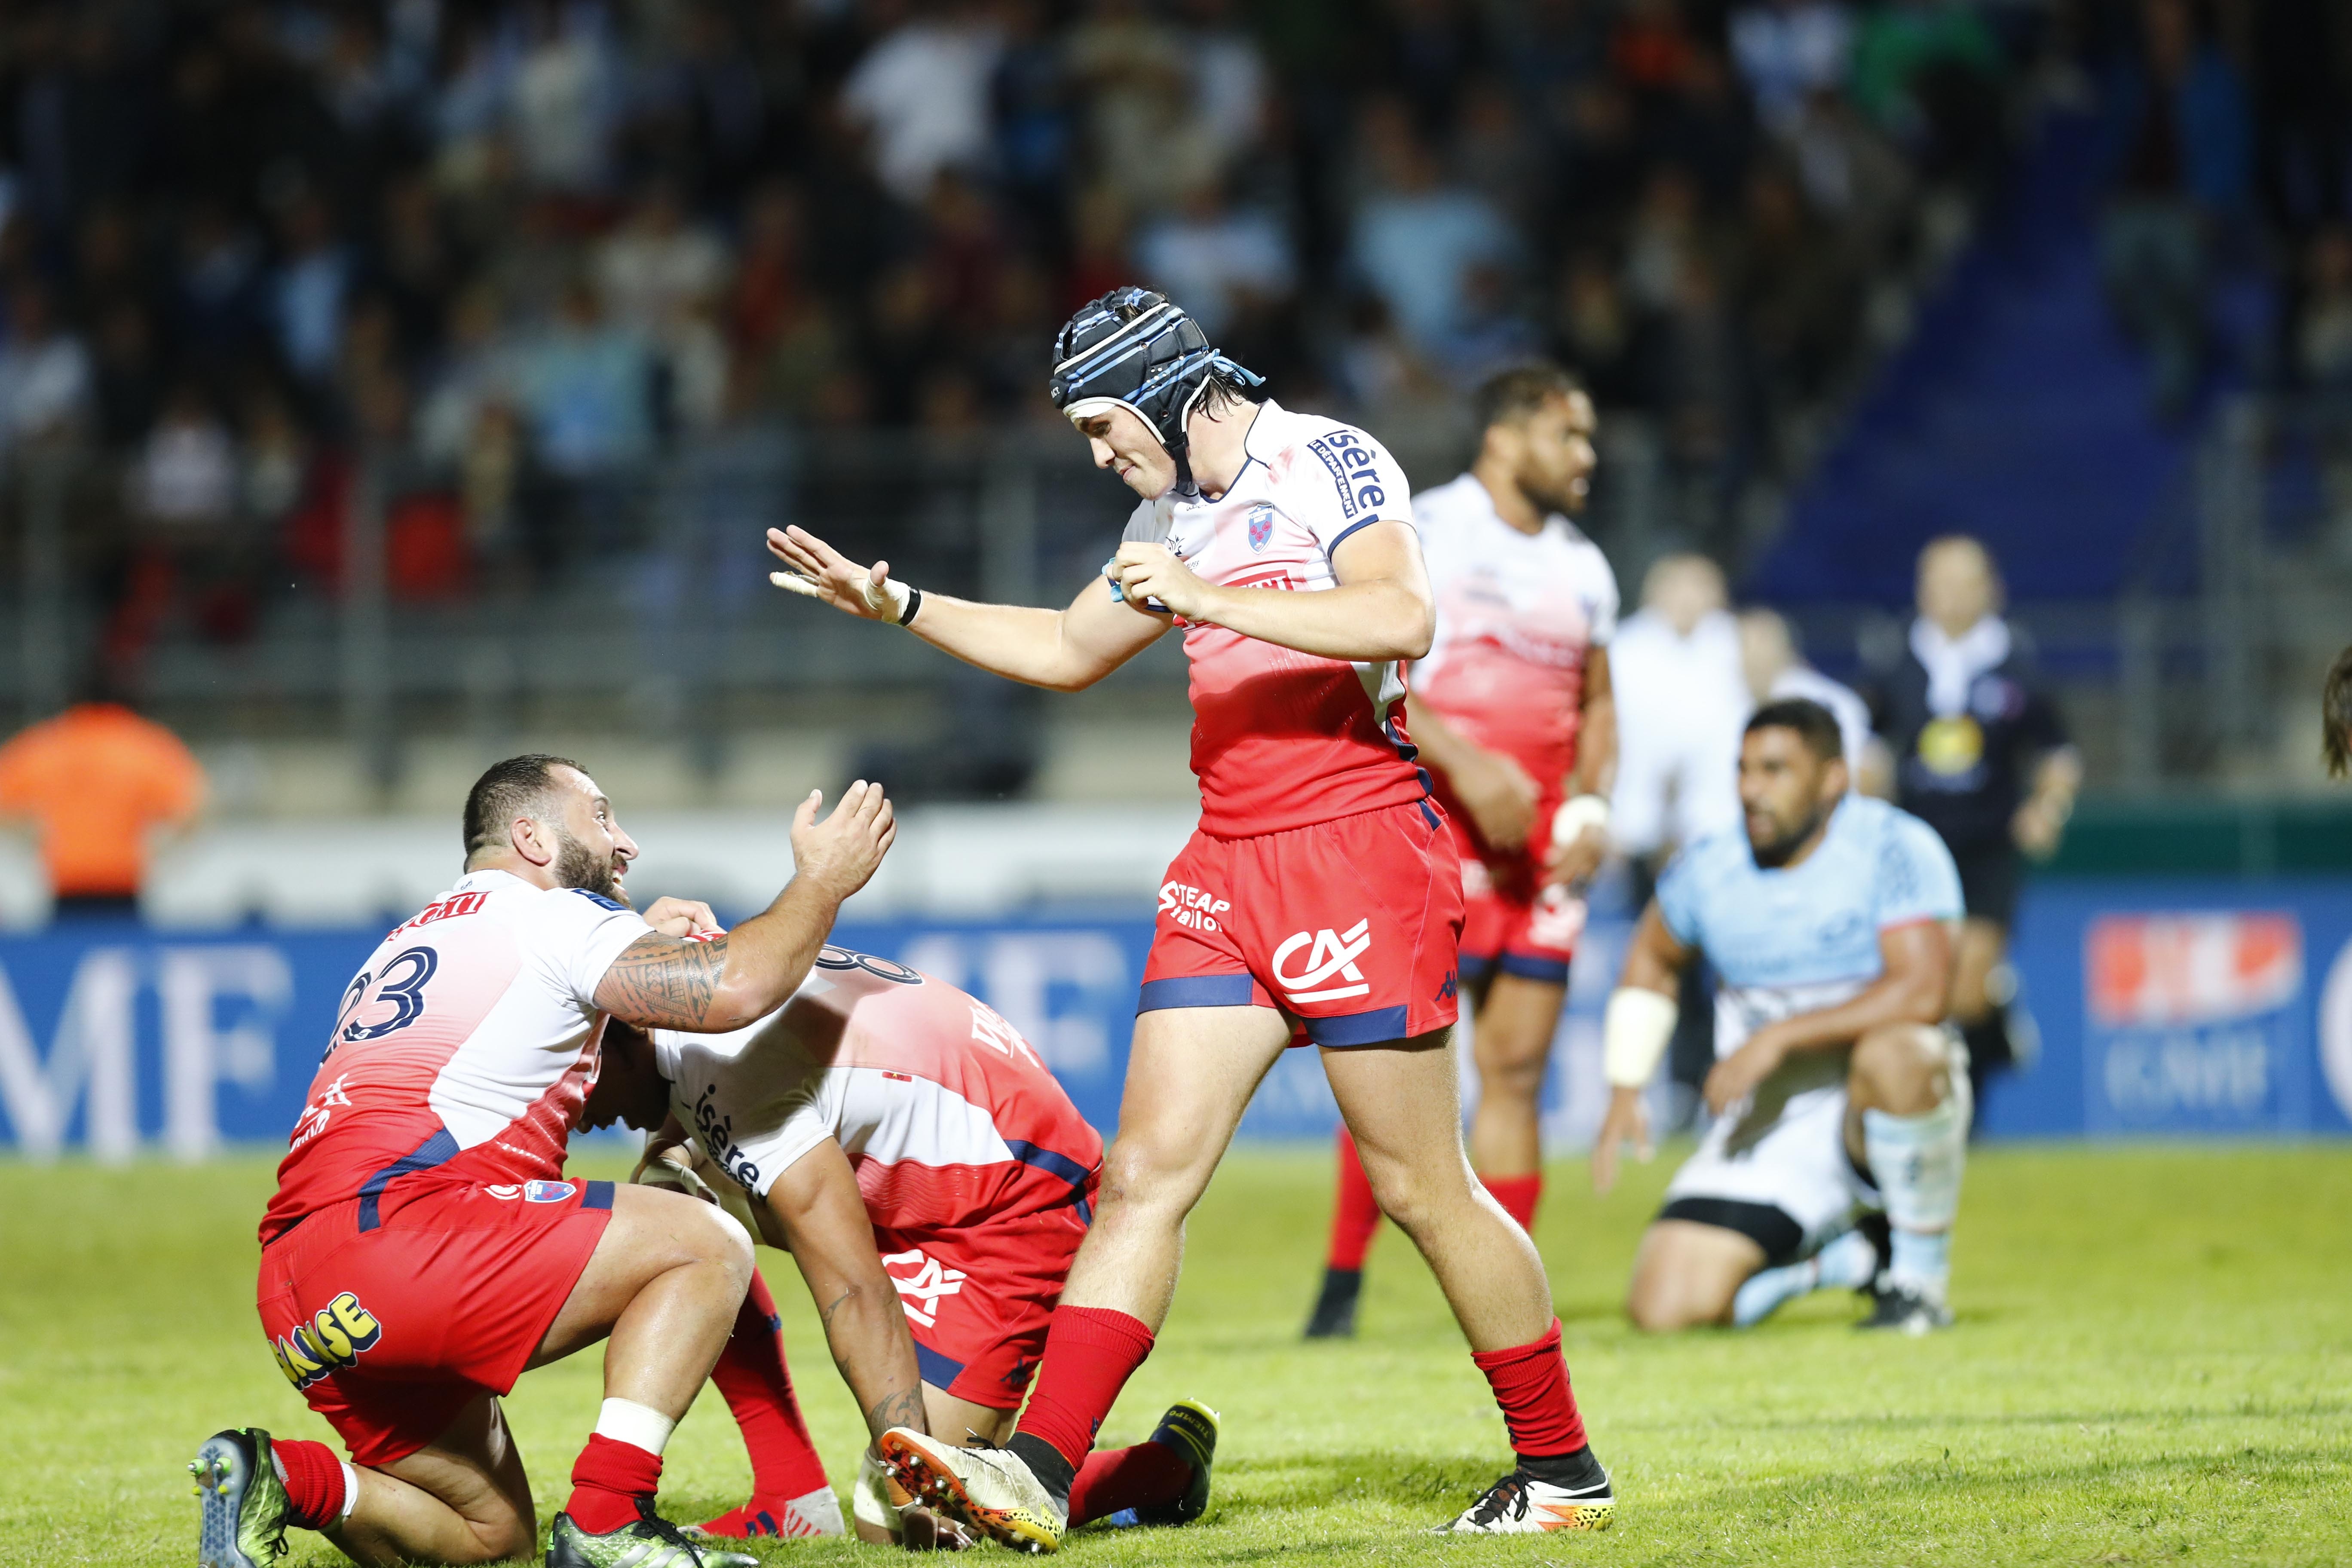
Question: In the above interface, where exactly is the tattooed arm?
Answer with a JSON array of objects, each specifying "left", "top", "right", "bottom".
[
  {"left": 593, "top": 781, "right": 897, "bottom": 1031},
  {"left": 765, "top": 1136, "right": 931, "bottom": 1443}
]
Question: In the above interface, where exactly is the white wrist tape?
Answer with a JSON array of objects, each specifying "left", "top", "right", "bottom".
[
  {"left": 1603, "top": 986, "right": 1679, "bottom": 1089},
  {"left": 1553, "top": 793, "right": 1612, "bottom": 848},
  {"left": 855, "top": 1449, "right": 903, "bottom": 1537},
  {"left": 772, "top": 567, "right": 915, "bottom": 624}
]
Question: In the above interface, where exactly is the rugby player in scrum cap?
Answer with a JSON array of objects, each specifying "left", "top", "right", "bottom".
[
  {"left": 1307, "top": 362, "right": 1620, "bottom": 1338},
  {"left": 581, "top": 949, "right": 1219, "bottom": 1545},
  {"left": 195, "top": 757, "right": 893, "bottom": 1568},
  {"left": 767, "top": 288, "right": 1612, "bottom": 1543}
]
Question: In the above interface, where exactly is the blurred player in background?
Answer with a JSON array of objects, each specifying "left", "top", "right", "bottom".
[
  {"left": 1875, "top": 536, "right": 2078, "bottom": 1109},
  {"left": 1594, "top": 701, "right": 1971, "bottom": 1335},
  {"left": 1738, "top": 608, "right": 1882, "bottom": 795},
  {"left": 767, "top": 289, "right": 1612, "bottom": 1543},
  {"left": 196, "top": 756, "right": 893, "bottom": 1568},
  {"left": 1307, "top": 364, "right": 1618, "bottom": 1338},
  {"left": 2323, "top": 644, "right": 2352, "bottom": 777},
  {"left": 583, "top": 950, "right": 1218, "bottom": 1545}
]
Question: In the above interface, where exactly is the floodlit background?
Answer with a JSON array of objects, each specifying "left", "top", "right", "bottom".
[{"left": 1, "top": 0, "right": 2349, "bottom": 1152}]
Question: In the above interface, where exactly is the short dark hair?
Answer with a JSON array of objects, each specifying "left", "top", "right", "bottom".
[
  {"left": 462, "top": 753, "right": 586, "bottom": 857},
  {"left": 1745, "top": 698, "right": 1845, "bottom": 763},
  {"left": 1474, "top": 362, "right": 1585, "bottom": 435},
  {"left": 2326, "top": 644, "right": 2352, "bottom": 778}
]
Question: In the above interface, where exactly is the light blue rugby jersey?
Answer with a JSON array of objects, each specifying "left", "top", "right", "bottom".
[{"left": 1656, "top": 796, "right": 1962, "bottom": 1059}]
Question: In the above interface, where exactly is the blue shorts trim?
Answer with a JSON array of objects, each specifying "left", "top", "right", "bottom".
[
  {"left": 583, "top": 1179, "right": 615, "bottom": 1211},
  {"left": 1004, "top": 1140, "right": 1097, "bottom": 1225},
  {"left": 356, "top": 1127, "right": 460, "bottom": 1231},
  {"left": 1301, "top": 1004, "right": 1412, "bottom": 1047},
  {"left": 1495, "top": 952, "right": 1572, "bottom": 985},
  {"left": 913, "top": 1338, "right": 966, "bottom": 1390},
  {"left": 1138, "top": 974, "right": 1259, "bottom": 1012}
]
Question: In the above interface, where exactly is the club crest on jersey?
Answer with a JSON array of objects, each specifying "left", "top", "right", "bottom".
[
  {"left": 271, "top": 1292, "right": 382, "bottom": 1390},
  {"left": 1273, "top": 919, "right": 1373, "bottom": 1004},
  {"left": 881, "top": 1248, "right": 968, "bottom": 1328},
  {"left": 522, "top": 1180, "right": 576, "bottom": 1203},
  {"left": 1246, "top": 503, "right": 1274, "bottom": 552}
]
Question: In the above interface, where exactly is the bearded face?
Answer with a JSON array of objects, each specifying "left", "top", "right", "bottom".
[{"left": 552, "top": 827, "right": 629, "bottom": 903}]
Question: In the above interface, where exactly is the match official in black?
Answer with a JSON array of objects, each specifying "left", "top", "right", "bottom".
[{"left": 1873, "top": 536, "right": 2080, "bottom": 1109}]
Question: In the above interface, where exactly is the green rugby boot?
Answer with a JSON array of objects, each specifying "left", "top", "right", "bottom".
[
  {"left": 1133, "top": 1400, "right": 1220, "bottom": 1526},
  {"left": 192, "top": 1428, "right": 290, "bottom": 1568},
  {"left": 548, "top": 1503, "right": 760, "bottom": 1568}
]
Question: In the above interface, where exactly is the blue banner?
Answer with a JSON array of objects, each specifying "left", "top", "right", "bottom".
[{"left": 3, "top": 882, "right": 2349, "bottom": 1157}]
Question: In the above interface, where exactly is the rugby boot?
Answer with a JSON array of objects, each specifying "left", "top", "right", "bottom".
[
  {"left": 693, "top": 1484, "right": 846, "bottom": 1539},
  {"left": 1859, "top": 1276, "right": 1953, "bottom": 1335},
  {"left": 548, "top": 1501, "right": 760, "bottom": 1568},
  {"left": 1436, "top": 1467, "right": 1615, "bottom": 1534},
  {"left": 879, "top": 1427, "right": 1067, "bottom": 1553},
  {"left": 192, "top": 1428, "right": 290, "bottom": 1568},
  {"left": 1130, "top": 1400, "right": 1220, "bottom": 1526},
  {"left": 1303, "top": 1266, "right": 1362, "bottom": 1339}
]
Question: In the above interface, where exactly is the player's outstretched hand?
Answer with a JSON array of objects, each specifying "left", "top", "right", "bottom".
[
  {"left": 768, "top": 525, "right": 908, "bottom": 621},
  {"left": 791, "top": 781, "right": 897, "bottom": 902},
  {"left": 1591, "top": 1087, "right": 1652, "bottom": 1194},
  {"left": 640, "top": 895, "right": 721, "bottom": 940}
]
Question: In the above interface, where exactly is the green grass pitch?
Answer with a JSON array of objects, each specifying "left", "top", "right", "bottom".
[{"left": 3, "top": 1142, "right": 2348, "bottom": 1566}]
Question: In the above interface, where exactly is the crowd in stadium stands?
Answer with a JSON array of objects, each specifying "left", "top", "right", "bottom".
[{"left": 0, "top": 1, "right": 2342, "bottom": 662}]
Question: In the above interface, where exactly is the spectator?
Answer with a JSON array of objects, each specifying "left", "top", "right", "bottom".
[
  {"left": 1608, "top": 552, "right": 1749, "bottom": 862},
  {"left": 1133, "top": 180, "right": 1295, "bottom": 339},
  {"left": 132, "top": 383, "right": 238, "bottom": 528},
  {"left": 510, "top": 1, "right": 619, "bottom": 193},
  {"left": 1066, "top": 0, "right": 1211, "bottom": 210},
  {"left": 2097, "top": 0, "right": 2252, "bottom": 417},
  {"left": 0, "top": 281, "right": 93, "bottom": 453},
  {"left": 595, "top": 183, "right": 731, "bottom": 339},
  {"left": 1349, "top": 101, "right": 1518, "bottom": 356},
  {"left": 2298, "top": 227, "right": 2352, "bottom": 547},
  {"left": 1730, "top": 0, "right": 1854, "bottom": 135},
  {"left": 842, "top": 0, "right": 1007, "bottom": 204},
  {"left": 511, "top": 276, "right": 655, "bottom": 476},
  {"left": 0, "top": 680, "right": 206, "bottom": 920},
  {"left": 269, "top": 191, "right": 353, "bottom": 387},
  {"left": 1737, "top": 606, "right": 1881, "bottom": 791},
  {"left": 1871, "top": 535, "right": 2080, "bottom": 1108}
]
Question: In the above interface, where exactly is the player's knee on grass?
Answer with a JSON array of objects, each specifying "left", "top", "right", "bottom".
[
  {"left": 1848, "top": 1024, "right": 1951, "bottom": 1117},
  {"left": 1625, "top": 1222, "right": 1754, "bottom": 1332}
]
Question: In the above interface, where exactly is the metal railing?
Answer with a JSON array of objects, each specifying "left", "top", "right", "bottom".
[{"left": 5, "top": 395, "right": 2333, "bottom": 794}]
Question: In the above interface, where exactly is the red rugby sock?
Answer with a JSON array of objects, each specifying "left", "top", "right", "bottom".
[
  {"left": 566, "top": 1433, "right": 662, "bottom": 1534},
  {"left": 1471, "top": 1319, "right": 1587, "bottom": 1459},
  {"left": 1066, "top": 1439, "right": 1194, "bottom": 1526},
  {"left": 1326, "top": 1127, "right": 1383, "bottom": 1271},
  {"left": 270, "top": 1438, "right": 349, "bottom": 1531},
  {"left": 711, "top": 1272, "right": 830, "bottom": 1498},
  {"left": 1012, "top": 1307, "right": 1156, "bottom": 1470},
  {"left": 1481, "top": 1171, "right": 1543, "bottom": 1231}
]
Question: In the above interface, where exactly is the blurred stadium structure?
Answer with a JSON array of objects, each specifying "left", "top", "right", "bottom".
[{"left": 6, "top": 1, "right": 2352, "bottom": 1154}]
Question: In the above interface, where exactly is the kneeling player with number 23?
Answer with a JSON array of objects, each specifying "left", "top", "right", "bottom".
[{"left": 583, "top": 943, "right": 1219, "bottom": 1547}]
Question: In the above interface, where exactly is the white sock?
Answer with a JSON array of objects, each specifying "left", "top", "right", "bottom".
[
  {"left": 594, "top": 1397, "right": 678, "bottom": 1457},
  {"left": 1731, "top": 1230, "right": 1877, "bottom": 1326},
  {"left": 1862, "top": 1093, "right": 1967, "bottom": 1298}
]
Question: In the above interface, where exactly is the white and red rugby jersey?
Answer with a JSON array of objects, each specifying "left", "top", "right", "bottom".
[
  {"left": 262, "top": 870, "right": 650, "bottom": 1243},
  {"left": 1121, "top": 399, "right": 1430, "bottom": 837},
  {"left": 1410, "top": 472, "right": 1619, "bottom": 791},
  {"left": 653, "top": 947, "right": 1102, "bottom": 1234}
]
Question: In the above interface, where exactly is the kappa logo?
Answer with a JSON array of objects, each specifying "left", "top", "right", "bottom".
[
  {"left": 1246, "top": 503, "right": 1275, "bottom": 551},
  {"left": 881, "top": 1248, "right": 968, "bottom": 1328},
  {"left": 270, "top": 1291, "right": 382, "bottom": 1391},
  {"left": 1272, "top": 920, "right": 1373, "bottom": 1004}
]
